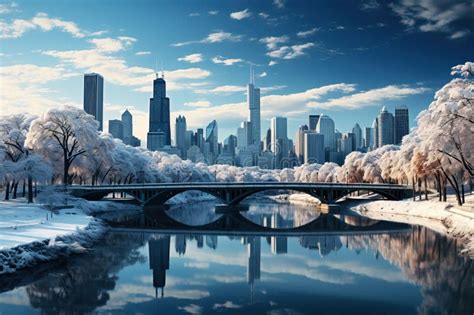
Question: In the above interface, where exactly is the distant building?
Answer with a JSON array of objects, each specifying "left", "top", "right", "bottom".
[
  {"left": 341, "top": 132, "right": 355, "bottom": 158},
  {"left": 108, "top": 119, "right": 123, "bottom": 140},
  {"left": 364, "top": 127, "right": 373, "bottom": 149},
  {"left": 175, "top": 115, "right": 187, "bottom": 157},
  {"left": 224, "top": 135, "right": 237, "bottom": 157},
  {"left": 264, "top": 128, "right": 271, "bottom": 152},
  {"left": 295, "top": 125, "right": 309, "bottom": 164},
  {"left": 309, "top": 114, "right": 320, "bottom": 131},
  {"left": 316, "top": 114, "right": 335, "bottom": 153},
  {"left": 395, "top": 106, "right": 409, "bottom": 145},
  {"left": 187, "top": 145, "right": 205, "bottom": 163},
  {"left": 378, "top": 106, "right": 395, "bottom": 147},
  {"left": 205, "top": 120, "right": 218, "bottom": 163},
  {"left": 237, "top": 121, "right": 253, "bottom": 149},
  {"left": 148, "top": 236, "right": 170, "bottom": 298},
  {"left": 83, "top": 73, "right": 104, "bottom": 131},
  {"left": 271, "top": 117, "right": 288, "bottom": 169},
  {"left": 304, "top": 132, "right": 324, "bottom": 164},
  {"left": 121, "top": 109, "right": 132, "bottom": 142},
  {"left": 372, "top": 118, "right": 379, "bottom": 149},
  {"left": 352, "top": 123, "right": 362, "bottom": 150},
  {"left": 195, "top": 128, "right": 204, "bottom": 150},
  {"left": 248, "top": 68, "right": 261, "bottom": 147},
  {"left": 148, "top": 73, "right": 171, "bottom": 149},
  {"left": 147, "top": 131, "right": 166, "bottom": 150}
]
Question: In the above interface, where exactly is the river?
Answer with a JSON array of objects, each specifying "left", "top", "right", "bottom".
[{"left": 0, "top": 201, "right": 472, "bottom": 315}]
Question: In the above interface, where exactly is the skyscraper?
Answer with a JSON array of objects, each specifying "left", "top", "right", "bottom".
[
  {"left": 309, "top": 114, "right": 320, "bottom": 131},
  {"left": 148, "top": 73, "right": 171, "bottom": 150},
  {"left": 108, "top": 119, "right": 123, "bottom": 140},
  {"left": 378, "top": 106, "right": 395, "bottom": 147},
  {"left": 372, "top": 118, "right": 379, "bottom": 149},
  {"left": 83, "top": 73, "right": 104, "bottom": 131},
  {"left": 304, "top": 132, "right": 324, "bottom": 164},
  {"left": 247, "top": 67, "right": 261, "bottom": 146},
  {"left": 341, "top": 132, "right": 355, "bottom": 158},
  {"left": 206, "top": 120, "right": 218, "bottom": 163},
  {"left": 352, "top": 123, "right": 362, "bottom": 150},
  {"left": 315, "top": 114, "right": 336, "bottom": 154},
  {"left": 395, "top": 106, "right": 409, "bottom": 145},
  {"left": 271, "top": 117, "right": 288, "bottom": 169},
  {"left": 175, "top": 115, "right": 186, "bottom": 157},
  {"left": 224, "top": 135, "right": 237, "bottom": 157},
  {"left": 237, "top": 121, "right": 253, "bottom": 149},
  {"left": 295, "top": 125, "right": 309, "bottom": 164},
  {"left": 364, "top": 127, "right": 373, "bottom": 149},
  {"left": 121, "top": 109, "right": 133, "bottom": 143}
]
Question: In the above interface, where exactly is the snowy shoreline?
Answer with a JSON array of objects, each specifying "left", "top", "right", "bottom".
[
  {"left": 0, "top": 198, "right": 140, "bottom": 275},
  {"left": 349, "top": 196, "right": 474, "bottom": 258}
]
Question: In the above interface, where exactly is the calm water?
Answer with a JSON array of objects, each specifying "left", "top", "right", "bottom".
[{"left": 0, "top": 201, "right": 472, "bottom": 315}]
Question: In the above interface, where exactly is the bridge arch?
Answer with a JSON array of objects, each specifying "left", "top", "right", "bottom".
[
  {"left": 144, "top": 188, "right": 228, "bottom": 206},
  {"left": 228, "top": 187, "right": 328, "bottom": 206}
]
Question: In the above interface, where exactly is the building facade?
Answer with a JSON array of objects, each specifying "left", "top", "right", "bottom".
[
  {"left": 148, "top": 74, "right": 171, "bottom": 150},
  {"left": 83, "top": 73, "right": 104, "bottom": 131},
  {"left": 395, "top": 106, "right": 409, "bottom": 145}
]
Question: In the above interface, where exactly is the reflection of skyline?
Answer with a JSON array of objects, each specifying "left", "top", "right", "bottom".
[
  {"left": 148, "top": 236, "right": 170, "bottom": 298},
  {"left": 2, "top": 224, "right": 471, "bottom": 315}
]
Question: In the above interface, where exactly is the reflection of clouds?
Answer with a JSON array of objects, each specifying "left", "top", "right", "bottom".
[
  {"left": 0, "top": 288, "right": 30, "bottom": 306},
  {"left": 267, "top": 308, "right": 304, "bottom": 315},
  {"left": 184, "top": 261, "right": 210, "bottom": 269},
  {"left": 212, "top": 300, "right": 242, "bottom": 310},
  {"left": 178, "top": 303, "right": 203, "bottom": 315},
  {"left": 196, "top": 274, "right": 245, "bottom": 284},
  {"left": 100, "top": 283, "right": 210, "bottom": 310}
]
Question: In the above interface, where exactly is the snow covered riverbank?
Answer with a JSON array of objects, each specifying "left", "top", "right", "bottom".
[
  {"left": 350, "top": 195, "right": 474, "bottom": 258},
  {"left": 0, "top": 197, "right": 140, "bottom": 275}
]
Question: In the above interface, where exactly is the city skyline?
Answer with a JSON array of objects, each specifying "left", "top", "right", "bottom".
[{"left": 2, "top": 1, "right": 473, "bottom": 144}]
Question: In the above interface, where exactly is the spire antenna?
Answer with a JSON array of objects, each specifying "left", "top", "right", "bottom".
[
  {"left": 161, "top": 61, "right": 165, "bottom": 79},
  {"left": 155, "top": 59, "right": 159, "bottom": 79}
]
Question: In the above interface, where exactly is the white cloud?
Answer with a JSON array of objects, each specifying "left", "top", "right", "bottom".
[
  {"left": 336, "top": 25, "right": 345, "bottom": 30},
  {"left": 269, "top": 60, "right": 278, "bottom": 66},
  {"left": 267, "top": 43, "right": 315, "bottom": 59},
  {"left": 307, "top": 85, "right": 429, "bottom": 109},
  {"left": 273, "top": 0, "right": 286, "bottom": 9},
  {"left": 259, "top": 71, "right": 267, "bottom": 78},
  {"left": 211, "top": 56, "right": 244, "bottom": 66},
  {"left": 390, "top": 0, "right": 473, "bottom": 39},
  {"left": 204, "top": 85, "right": 246, "bottom": 94},
  {"left": 208, "top": 10, "right": 219, "bottom": 15},
  {"left": 0, "top": 2, "right": 18, "bottom": 14},
  {"left": 259, "top": 35, "right": 289, "bottom": 50},
  {"left": 89, "top": 37, "right": 136, "bottom": 53},
  {"left": 184, "top": 100, "right": 212, "bottom": 108},
  {"left": 0, "top": 64, "right": 80, "bottom": 115},
  {"left": 259, "top": 12, "right": 270, "bottom": 19},
  {"left": 189, "top": 12, "right": 200, "bottom": 17},
  {"left": 297, "top": 28, "right": 319, "bottom": 37},
  {"left": 0, "top": 12, "right": 111, "bottom": 39},
  {"left": 230, "top": 8, "right": 252, "bottom": 20},
  {"left": 172, "top": 31, "right": 242, "bottom": 47},
  {"left": 178, "top": 53, "right": 204, "bottom": 63},
  {"left": 135, "top": 51, "right": 151, "bottom": 55}
]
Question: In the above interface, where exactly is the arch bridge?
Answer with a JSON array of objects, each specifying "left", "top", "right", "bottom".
[{"left": 67, "top": 182, "right": 412, "bottom": 207}]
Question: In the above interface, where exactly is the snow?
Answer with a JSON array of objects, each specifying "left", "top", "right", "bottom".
[{"left": 350, "top": 194, "right": 474, "bottom": 258}]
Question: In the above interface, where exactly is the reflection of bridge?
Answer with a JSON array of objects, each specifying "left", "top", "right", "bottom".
[
  {"left": 104, "top": 211, "right": 411, "bottom": 236},
  {"left": 68, "top": 182, "right": 412, "bottom": 207}
]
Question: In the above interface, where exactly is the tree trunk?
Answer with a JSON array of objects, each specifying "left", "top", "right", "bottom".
[
  {"left": 13, "top": 182, "right": 18, "bottom": 199},
  {"left": 443, "top": 171, "right": 462, "bottom": 206},
  {"left": 22, "top": 180, "right": 26, "bottom": 197},
  {"left": 412, "top": 178, "right": 416, "bottom": 201},
  {"left": 443, "top": 177, "right": 447, "bottom": 202},
  {"left": 4, "top": 182, "right": 10, "bottom": 201},
  {"left": 424, "top": 177, "right": 428, "bottom": 200},
  {"left": 418, "top": 178, "right": 422, "bottom": 201},
  {"left": 461, "top": 181, "right": 465, "bottom": 204},
  {"left": 63, "top": 148, "right": 69, "bottom": 186},
  {"left": 34, "top": 181, "right": 38, "bottom": 197},
  {"left": 27, "top": 176, "right": 33, "bottom": 203}
]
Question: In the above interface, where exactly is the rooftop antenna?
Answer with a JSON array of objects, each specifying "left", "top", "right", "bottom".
[
  {"left": 249, "top": 64, "right": 255, "bottom": 84},
  {"left": 161, "top": 61, "right": 165, "bottom": 79},
  {"left": 155, "top": 60, "right": 159, "bottom": 79}
]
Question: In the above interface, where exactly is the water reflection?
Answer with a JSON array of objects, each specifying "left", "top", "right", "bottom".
[{"left": 0, "top": 204, "right": 472, "bottom": 315}]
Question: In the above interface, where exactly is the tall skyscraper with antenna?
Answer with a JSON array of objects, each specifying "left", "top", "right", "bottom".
[
  {"left": 247, "top": 66, "right": 261, "bottom": 148},
  {"left": 147, "top": 69, "right": 171, "bottom": 150}
]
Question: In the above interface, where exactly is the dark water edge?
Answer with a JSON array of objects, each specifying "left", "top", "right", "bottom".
[{"left": 0, "top": 201, "right": 472, "bottom": 315}]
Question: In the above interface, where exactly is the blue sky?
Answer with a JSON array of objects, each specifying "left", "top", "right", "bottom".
[{"left": 1, "top": 0, "right": 473, "bottom": 144}]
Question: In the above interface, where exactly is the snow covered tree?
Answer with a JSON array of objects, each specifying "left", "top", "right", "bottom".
[{"left": 26, "top": 106, "right": 100, "bottom": 185}]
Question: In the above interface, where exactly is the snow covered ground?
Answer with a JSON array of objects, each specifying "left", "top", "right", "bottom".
[
  {"left": 0, "top": 196, "right": 140, "bottom": 275},
  {"left": 350, "top": 194, "right": 474, "bottom": 258}
]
